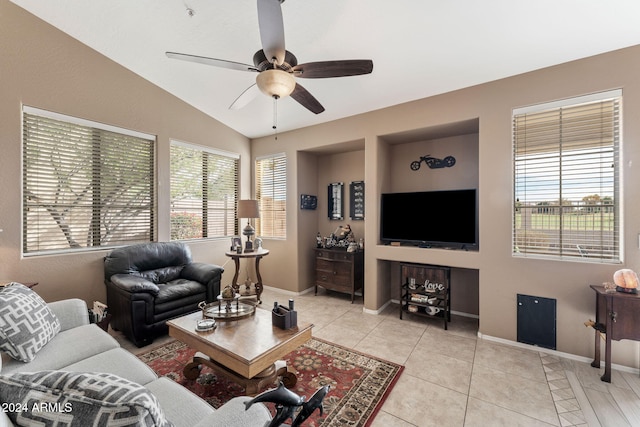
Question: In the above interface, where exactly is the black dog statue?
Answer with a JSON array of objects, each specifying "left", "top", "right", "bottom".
[{"left": 244, "top": 382, "right": 330, "bottom": 427}]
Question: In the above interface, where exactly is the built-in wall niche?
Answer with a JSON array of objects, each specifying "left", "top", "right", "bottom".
[
  {"left": 314, "top": 149, "right": 366, "bottom": 240},
  {"left": 381, "top": 119, "right": 479, "bottom": 194},
  {"left": 389, "top": 133, "right": 478, "bottom": 193},
  {"left": 349, "top": 181, "right": 364, "bottom": 220}
]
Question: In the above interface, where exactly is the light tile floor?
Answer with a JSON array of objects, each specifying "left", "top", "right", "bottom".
[{"left": 117, "top": 286, "right": 640, "bottom": 427}]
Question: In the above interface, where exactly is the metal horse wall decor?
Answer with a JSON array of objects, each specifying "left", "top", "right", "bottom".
[{"left": 410, "top": 154, "right": 456, "bottom": 171}]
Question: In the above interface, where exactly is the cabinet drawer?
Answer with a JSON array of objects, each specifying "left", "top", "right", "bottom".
[
  {"left": 316, "top": 250, "right": 352, "bottom": 261},
  {"left": 331, "top": 270, "right": 352, "bottom": 286},
  {"left": 316, "top": 268, "right": 351, "bottom": 286},
  {"left": 316, "top": 277, "right": 351, "bottom": 293},
  {"left": 332, "top": 261, "right": 351, "bottom": 274},
  {"left": 316, "top": 258, "right": 335, "bottom": 272}
]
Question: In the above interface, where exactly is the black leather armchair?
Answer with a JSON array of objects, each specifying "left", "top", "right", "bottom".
[{"left": 104, "top": 242, "right": 223, "bottom": 347}]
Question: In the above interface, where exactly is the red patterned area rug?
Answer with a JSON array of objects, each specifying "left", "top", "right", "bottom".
[{"left": 138, "top": 337, "right": 403, "bottom": 427}]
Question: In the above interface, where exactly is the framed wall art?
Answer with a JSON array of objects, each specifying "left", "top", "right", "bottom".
[
  {"left": 327, "top": 182, "right": 344, "bottom": 220},
  {"left": 350, "top": 181, "right": 365, "bottom": 220},
  {"left": 300, "top": 194, "right": 317, "bottom": 210}
]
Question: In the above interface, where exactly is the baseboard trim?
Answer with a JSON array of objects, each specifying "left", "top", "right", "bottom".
[
  {"left": 363, "top": 300, "right": 391, "bottom": 315},
  {"left": 451, "top": 310, "right": 479, "bottom": 319},
  {"left": 262, "top": 284, "right": 315, "bottom": 296},
  {"left": 478, "top": 333, "right": 640, "bottom": 376}
]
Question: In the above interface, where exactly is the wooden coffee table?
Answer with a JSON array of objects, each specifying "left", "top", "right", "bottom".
[{"left": 167, "top": 308, "right": 312, "bottom": 395}]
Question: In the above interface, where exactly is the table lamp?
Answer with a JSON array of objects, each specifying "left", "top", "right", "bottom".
[{"left": 238, "top": 199, "right": 260, "bottom": 252}]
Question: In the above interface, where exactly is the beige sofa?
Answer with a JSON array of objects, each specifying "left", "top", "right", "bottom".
[{"left": 0, "top": 298, "right": 272, "bottom": 427}]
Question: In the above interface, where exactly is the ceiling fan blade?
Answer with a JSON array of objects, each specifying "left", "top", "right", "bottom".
[
  {"left": 292, "top": 60, "right": 373, "bottom": 78},
  {"left": 290, "top": 83, "right": 325, "bottom": 114},
  {"left": 257, "top": 0, "right": 286, "bottom": 65},
  {"left": 166, "top": 52, "right": 258, "bottom": 72},
  {"left": 229, "top": 84, "right": 260, "bottom": 110}
]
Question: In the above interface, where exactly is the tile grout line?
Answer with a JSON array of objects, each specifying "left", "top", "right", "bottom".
[{"left": 461, "top": 337, "right": 479, "bottom": 427}]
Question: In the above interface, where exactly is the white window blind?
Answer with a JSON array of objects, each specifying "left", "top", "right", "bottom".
[
  {"left": 23, "top": 108, "right": 155, "bottom": 255},
  {"left": 513, "top": 90, "right": 621, "bottom": 262},
  {"left": 255, "top": 153, "right": 286, "bottom": 239},
  {"left": 170, "top": 142, "right": 239, "bottom": 240}
]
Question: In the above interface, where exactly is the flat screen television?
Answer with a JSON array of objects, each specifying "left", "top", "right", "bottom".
[{"left": 380, "top": 189, "right": 477, "bottom": 249}]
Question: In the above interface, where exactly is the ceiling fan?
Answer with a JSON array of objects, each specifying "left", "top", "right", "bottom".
[{"left": 166, "top": 0, "right": 373, "bottom": 115}]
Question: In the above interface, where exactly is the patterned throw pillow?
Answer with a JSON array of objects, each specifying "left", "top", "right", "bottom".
[
  {"left": 0, "top": 371, "right": 174, "bottom": 427},
  {"left": 0, "top": 283, "right": 61, "bottom": 362}
]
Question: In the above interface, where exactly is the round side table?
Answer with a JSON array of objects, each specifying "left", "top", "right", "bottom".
[{"left": 224, "top": 248, "right": 269, "bottom": 304}]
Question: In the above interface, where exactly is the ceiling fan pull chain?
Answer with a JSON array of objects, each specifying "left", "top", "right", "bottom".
[
  {"left": 273, "top": 95, "right": 279, "bottom": 140},
  {"left": 180, "top": 0, "right": 195, "bottom": 17}
]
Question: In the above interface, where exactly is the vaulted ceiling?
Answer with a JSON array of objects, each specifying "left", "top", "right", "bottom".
[{"left": 10, "top": 0, "right": 640, "bottom": 138}]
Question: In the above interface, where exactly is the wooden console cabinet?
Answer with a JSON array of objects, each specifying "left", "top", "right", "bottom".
[
  {"left": 314, "top": 248, "right": 364, "bottom": 303},
  {"left": 400, "top": 263, "right": 451, "bottom": 329},
  {"left": 590, "top": 284, "right": 640, "bottom": 383}
]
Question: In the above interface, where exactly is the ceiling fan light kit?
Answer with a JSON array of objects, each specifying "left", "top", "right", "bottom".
[
  {"left": 166, "top": 0, "right": 373, "bottom": 124},
  {"left": 256, "top": 69, "right": 296, "bottom": 98}
]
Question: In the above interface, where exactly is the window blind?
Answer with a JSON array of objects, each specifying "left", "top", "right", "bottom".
[
  {"left": 255, "top": 153, "right": 286, "bottom": 239},
  {"left": 513, "top": 91, "right": 621, "bottom": 262},
  {"left": 23, "top": 109, "right": 155, "bottom": 255},
  {"left": 170, "top": 142, "right": 238, "bottom": 240}
]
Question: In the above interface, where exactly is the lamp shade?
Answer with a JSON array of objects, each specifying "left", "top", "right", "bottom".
[
  {"left": 238, "top": 199, "right": 260, "bottom": 219},
  {"left": 256, "top": 69, "right": 296, "bottom": 98}
]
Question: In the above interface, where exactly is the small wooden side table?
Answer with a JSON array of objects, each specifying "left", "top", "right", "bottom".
[
  {"left": 224, "top": 248, "right": 269, "bottom": 304},
  {"left": 590, "top": 284, "right": 640, "bottom": 382}
]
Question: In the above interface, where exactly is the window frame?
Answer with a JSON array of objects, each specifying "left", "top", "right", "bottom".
[
  {"left": 512, "top": 90, "right": 622, "bottom": 263},
  {"left": 255, "top": 153, "right": 287, "bottom": 239},
  {"left": 169, "top": 140, "right": 240, "bottom": 241},
  {"left": 22, "top": 106, "right": 156, "bottom": 256}
]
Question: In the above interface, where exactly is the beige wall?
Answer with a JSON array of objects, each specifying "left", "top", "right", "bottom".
[
  {"left": 252, "top": 46, "right": 640, "bottom": 368},
  {"left": 389, "top": 134, "right": 479, "bottom": 192},
  {"left": 0, "top": 1, "right": 251, "bottom": 303},
  {"left": 4, "top": 0, "right": 640, "bottom": 368}
]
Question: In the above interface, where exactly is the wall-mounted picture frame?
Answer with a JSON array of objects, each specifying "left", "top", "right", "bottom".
[
  {"left": 328, "top": 182, "right": 344, "bottom": 220},
  {"left": 300, "top": 194, "right": 317, "bottom": 210},
  {"left": 350, "top": 181, "right": 365, "bottom": 220}
]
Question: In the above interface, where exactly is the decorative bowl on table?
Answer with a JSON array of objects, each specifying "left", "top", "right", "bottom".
[{"left": 198, "top": 291, "right": 255, "bottom": 320}]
